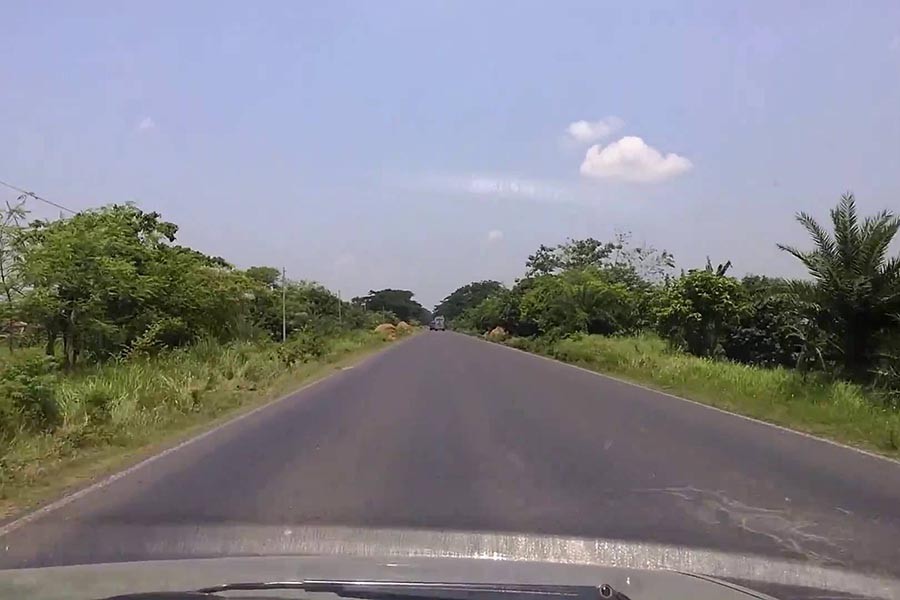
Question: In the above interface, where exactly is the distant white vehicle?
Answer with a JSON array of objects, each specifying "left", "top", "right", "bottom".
[{"left": 429, "top": 316, "right": 446, "bottom": 331}]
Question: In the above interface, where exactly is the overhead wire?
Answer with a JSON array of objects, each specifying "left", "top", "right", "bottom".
[{"left": 0, "top": 178, "right": 78, "bottom": 214}]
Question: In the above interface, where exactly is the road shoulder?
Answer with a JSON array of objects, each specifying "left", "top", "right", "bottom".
[{"left": 0, "top": 334, "right": 415, "bottom": 529}]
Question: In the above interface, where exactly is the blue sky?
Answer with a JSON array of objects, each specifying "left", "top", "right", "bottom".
[{"left": 2, "top": 1, "right": 899, "bottom": 307}]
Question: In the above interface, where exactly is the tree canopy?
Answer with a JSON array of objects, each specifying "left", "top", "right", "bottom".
[
  {"left": 433, "top": 280, "right": 505, "bottom": 322},
  {"left": 352, "top": 289, "right": 431, "bottom": 324},
  {"left": 0, "top": 203, "right": 409, "bottom": 367}
]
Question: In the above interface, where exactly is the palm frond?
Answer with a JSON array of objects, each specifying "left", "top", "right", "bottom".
[
  {"left": 831, "top": 193, "right": 862, "bottom": 273},
  {"left": 778, "top": 244, "right": 829, "bottom": 281},
  {"left": 794, "top": 212, "right": 837, "bottom": 262},
  {"left": 883, "top": 255, "right": 900, "bottom": 281},
  {"left": 858, "top": 211, "right": 900, "bottom": 276}
]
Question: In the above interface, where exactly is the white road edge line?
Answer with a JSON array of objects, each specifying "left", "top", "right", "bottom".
[
  {"left": 0, "top": 337, "right": 414, "bottom": 540},
  {"left": 470, "top": 334, "right": 900, "bottom": 467}
]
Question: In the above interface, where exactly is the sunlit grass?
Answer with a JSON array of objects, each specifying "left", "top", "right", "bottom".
[{"left": 507, "top": 333, "right": 900, "bottom": 457}]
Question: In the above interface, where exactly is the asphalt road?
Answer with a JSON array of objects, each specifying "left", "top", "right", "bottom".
[{"left": 2, "top": 332, "right": 899, "bottom": 582}]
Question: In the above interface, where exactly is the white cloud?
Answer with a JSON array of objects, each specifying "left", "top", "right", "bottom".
[
  {"left": 566, "top": 117, "right": 624, "bottom": 143},
  {"left": 136, "top": 117, "right": 156, "bottom": 132},
  {"left": 413, "top": 173, "right": 568, "bottom": 202},
  {"left": 486, "top": 229, "right": 504, "bottom": 243},
  {"left": 579, "top": 136, "right": 693, "bottom": 183},
  {"left": 469, "top": 176, "right": 540, "bottom": 197}
]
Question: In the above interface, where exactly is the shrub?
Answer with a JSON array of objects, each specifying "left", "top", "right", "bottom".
[
  {"left": 653, "top": 270, "right": 746, "bottom": 357},
  {"left": 82, "top": 387, "right": 115, "bottom": 425},
  {"left": 277, "top": 332, "right": 328, "bottom": 366},
  {"left": 0, "top": 353, "right": 60, "bottom": 440}
]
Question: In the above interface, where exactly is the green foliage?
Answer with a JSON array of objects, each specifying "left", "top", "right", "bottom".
[
  {"left": 457, "top": 234, "right": 674, "bottom": 338},
  {"left": 0, "top": 201, "right": 410, "bottom": 506},
  {"left": 17, "top": 205, "right": 256, "bottom": 366},
  {"left": 453, "top": 197, "right": 900, "bottom": 404},
  {"left": 0, "top": 200, "right": 28, "bottom": 352},
  {"left": 450, "top": 194, "right": 900, "bottom": 435},
  {"left": 723, "top": 293, "right": 817, "bottom": 368},
  {"left": 433, "top": 280, "right": 504, "bottom": 322},
  {"left": 82, "top": 387, "right": 115, "bottom": 426},
  {"left": 525, "top": 237, "right": 617, "bottom": 276},
  {"left": 779, "top": 193, "right": 900, "bottom": 380},
  {"left": 245, "top": 266, "right": 281, "bottom": 288},
  {"left": 457, "top": 287, "right": 527, "bottom": 335},
  {"left": 653, "top": 269, "right": 746, "bottom": 357},
  {"left": 525, "top": 232, "right": 675, "bottom": 282},
  {"left": 352, "top": 289, "right": 431, "bottom": 324},
  {"left": 0, "top": 352, "right": 59, "bottom": 439},
  {"left": 277, "top": 332, "right": 328, "bottom": 366},
  {"left": 457, "top": 268, "right": 638, "bottom": 339},
  {"left": 519, "top": 270, "right": 636, "bottom": 337}
]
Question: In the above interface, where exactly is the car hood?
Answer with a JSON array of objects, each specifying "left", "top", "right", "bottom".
[
  {"left": 1, "top": 527, "right": 897, "bottom": 600},
  {"left": 0, "top": 554, "right": 777, "bottom": 600}
]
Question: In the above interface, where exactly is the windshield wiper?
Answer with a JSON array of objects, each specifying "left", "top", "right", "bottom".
[{"left": 193, "top": 580, "right": 631, "bottom": 600}]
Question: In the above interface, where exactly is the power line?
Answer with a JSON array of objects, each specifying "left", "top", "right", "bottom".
[{"left": 0, "top": 178, "right": 77, "bottom": 215}]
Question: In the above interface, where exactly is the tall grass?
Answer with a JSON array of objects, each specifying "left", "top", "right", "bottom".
[
  {"left": 0, "top": 329, "right": 388, "bottom": 514},
  {"left": 507, "top": 333, "right": 900, "bottom": 457}
]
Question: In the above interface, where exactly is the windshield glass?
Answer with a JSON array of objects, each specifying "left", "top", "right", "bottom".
[{"left": 1, "top": 3, "right": 900, "bottom": 600}]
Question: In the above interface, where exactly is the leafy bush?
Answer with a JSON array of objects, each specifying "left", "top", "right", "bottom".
[
  {"left": 461, "top": 269, "right": 637, "bottom": 339},
  {"left": 653, "top": 270, "right": 745, "bottom": 357},
  {"left": 0, "top": 353, "right": 60, "bottom": 439},
  {"left": 82, "top": 387, "right": 115, "bottom": 425},
  {"left": 277, "top": 332, "right": 328, "bottom": 366}
]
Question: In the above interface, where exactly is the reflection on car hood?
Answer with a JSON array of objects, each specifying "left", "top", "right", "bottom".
[
  {"left": 0, "top": 526, "right": 897, "bottom": 600},
  {"left": 0, "top": 555, "right": 774, "bottom": 600}
]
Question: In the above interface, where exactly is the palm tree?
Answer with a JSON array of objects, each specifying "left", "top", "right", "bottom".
[{"left": 779, "top": 193, "right": 900, "bottom": 380}]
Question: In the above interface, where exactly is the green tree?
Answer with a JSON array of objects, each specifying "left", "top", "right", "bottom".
[
  {"left": 457, "top": 286, "right": 532, "bottom": 336},
  {"left": 0, "top": 199, "right": 27, "bottom": 351},
  {"left": 433, "top": 280, "right": 505, "bottom": 322},
  {"left": 18, "top": 205, "right": 254, "bottom": 365},
  {"left": 243, "top": 269, "right": 354, "bottom": 340},
  {"left": 525, "top": 234, "right": 675, "bottom": 285},
  {"left": 518, "top": 269, "right": 636, "bottom": 337},
  {"left": 653, "top": 269, "right": 746, "bottom": 357},
  {"left": 352, "top": 289, "right": 430, "bottom": 324},
  {"left": 525, "top": 238, "right": 616, "bottom": 276},
  {"left": 778, "top": 194, "right": 900, "bottom": 379},
  {"left": 245, "top": 266, "right": 282, "bottom": 289}
]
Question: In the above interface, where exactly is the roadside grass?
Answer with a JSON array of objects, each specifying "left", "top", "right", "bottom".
[
  {"left": 502, "top": 333, "right": 900, "bottom": 458},
  {"left": 0, "top": 329, "right": 403, "bottom": 518}
]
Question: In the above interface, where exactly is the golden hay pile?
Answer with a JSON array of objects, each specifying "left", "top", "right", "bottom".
[
  {"left": 487, "top": 326, "right": 508, "bottom": 341},
  {"left": 374, "top": 323, "right": 397, "bottom": 340}
]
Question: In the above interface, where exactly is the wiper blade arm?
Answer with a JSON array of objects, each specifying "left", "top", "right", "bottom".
[{"left": 194, "top": 580, "right": 631, "bottom": 600}]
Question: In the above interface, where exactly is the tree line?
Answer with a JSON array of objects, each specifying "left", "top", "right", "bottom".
[
  {"left": 435, "top": 194, "right": 900, "bottom": 401},
  {"left": 0, "top": 202, "right": 437, "bottom": 444},
  {"left": 0, "top": 203, "right": 427, "bottom": 368}
]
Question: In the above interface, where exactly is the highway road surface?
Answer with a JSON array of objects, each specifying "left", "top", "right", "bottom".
[{"left": 1, "top": 332, "right": 899, "bottom": 585}]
